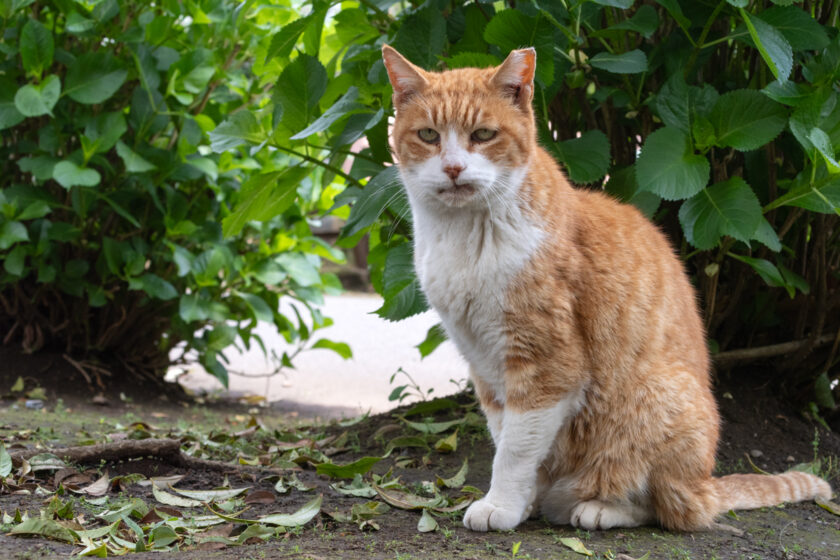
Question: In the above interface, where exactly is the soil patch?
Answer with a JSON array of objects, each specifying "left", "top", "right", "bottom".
[{"left": 0, "top": 354, "right": 838, "bottom": 559}]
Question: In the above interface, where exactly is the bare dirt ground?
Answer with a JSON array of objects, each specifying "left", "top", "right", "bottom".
[{"left": 0, "top": 349, "right": 838, "bottom": 559}]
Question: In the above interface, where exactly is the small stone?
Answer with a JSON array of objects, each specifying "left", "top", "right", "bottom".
[
  {"left": 24, "top": 399, "right": 44, "bottom": 410},
  {"left": 750, "top": 449, "right": 763, "bottom": 458},
  {"left": 786, "top": 455, "right": 795, "bottom": 462}
]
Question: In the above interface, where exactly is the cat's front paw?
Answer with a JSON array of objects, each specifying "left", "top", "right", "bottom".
[{"left": 463, "top": 498, "right": 525, "bottom": 532}]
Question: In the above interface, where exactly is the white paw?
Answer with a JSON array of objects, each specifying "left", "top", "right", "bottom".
[
  {"left": 463, "top": 498, "right": 524, "bottom": 532},
  {"left": 570, "top": 500, "right": 612, "bottom": 530}
]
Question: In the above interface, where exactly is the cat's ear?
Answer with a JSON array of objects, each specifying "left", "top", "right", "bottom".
[
  {"left": 490, "top": 48, "right": 536, "bottom": 110},
  {"left": 382, "top": 45, "right": 429, "bottom": 107}
]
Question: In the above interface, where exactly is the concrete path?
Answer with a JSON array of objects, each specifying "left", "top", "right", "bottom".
[{"left": 173, "top": 293, "right": 468, "bottom": 417}]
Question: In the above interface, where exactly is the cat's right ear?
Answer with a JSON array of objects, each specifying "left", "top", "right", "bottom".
[
  {"left": 382, "top": 45, "right": 428, "bottom": 108},
  {"left": 490, "top": 48, "right": 536, "bottom": 111}
]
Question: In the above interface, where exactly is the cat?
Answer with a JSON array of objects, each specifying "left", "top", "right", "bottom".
[{"left": 381, "top": 44, "right": 833, "bottom": 532}]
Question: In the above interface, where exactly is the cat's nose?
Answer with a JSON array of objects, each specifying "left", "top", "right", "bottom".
[{"left": 444, "top": 165, "right": 464, "bottom": 181}]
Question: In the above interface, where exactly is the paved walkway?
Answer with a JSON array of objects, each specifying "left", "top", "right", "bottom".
[{"left": 173, "top": 293, "right": 468, "bottom": 417}]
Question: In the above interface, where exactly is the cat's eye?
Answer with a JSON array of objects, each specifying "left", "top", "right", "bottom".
[
  {"left": 471, "top": 128, "right": 497, "bottom": 142},
  {"left": 417, "top": 128, "right": 440, "bottom": 143}
]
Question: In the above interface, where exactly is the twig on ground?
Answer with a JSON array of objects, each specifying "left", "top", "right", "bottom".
[{"left": 713, "top": 334, "right": 836, "bottom": 365}]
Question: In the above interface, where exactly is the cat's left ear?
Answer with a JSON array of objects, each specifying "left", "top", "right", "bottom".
[
  {"left": 382, "top": 45, "right": 429, "bottom": 108},
  {"left": 490, "top": 48, "right": 536, "bottom": 110}
]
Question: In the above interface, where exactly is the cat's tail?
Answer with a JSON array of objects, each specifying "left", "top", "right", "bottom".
[{"left": 714, "top": 471, "right": 832, "bottom": 513}]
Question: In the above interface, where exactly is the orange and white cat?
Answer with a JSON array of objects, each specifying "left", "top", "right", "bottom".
[{"left": 381, "top": 45, "right": 833, "bottom": 532}]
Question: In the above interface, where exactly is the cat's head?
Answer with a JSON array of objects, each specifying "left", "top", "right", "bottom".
[{"left": 382, "top": 45, "right": 537, "bottom": 210}]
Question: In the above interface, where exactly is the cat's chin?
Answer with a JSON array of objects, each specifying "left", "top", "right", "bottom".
[{"left": 436, "top": 183, "right": 478, "bottom": 207}]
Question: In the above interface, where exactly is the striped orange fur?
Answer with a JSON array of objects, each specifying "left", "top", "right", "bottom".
[{"left": 382, "top": 45, "right": 833, "bottom": 532}]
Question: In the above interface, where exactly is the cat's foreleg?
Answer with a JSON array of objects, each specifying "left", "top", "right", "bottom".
[{"left": 463, "top": 396, "right": 577, "bottom": 531}]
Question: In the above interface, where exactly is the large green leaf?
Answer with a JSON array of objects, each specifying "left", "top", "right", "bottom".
[
  {"left": 14, "top": 75, "right": 61, "bottom": 117},
  {"left": 608, "top": 5, "right": 659, "bottom": 38},
  {"left": 209, "top": 111, "right": 263, "bottom": 152},
  {"left": 20, "top": 18, "right": 53, "bottom": 76},
  {"left": 316, "top": 457, "right": 381, "bottom": 479},
  {"left": 709, "top": 90, "right": 787, "bottom": 151},
  {"left": 655, "top": 74, "right": 719, "bottom": 134},
  {"left": 274, "top": 54, "right": 327, "bottom": 133},
  {"left": 290, "top": 87, "right": 362, "bottom": 140},
  {"left": 678, "top": 177, "right": 763, "bottom": 250},
  {"left": 375, "top": 242, "right": 428, "bottom": 321},
  {"left": 0, "top": 77, "right": 24, "bottom": 130},
  {"left": 53, "top": 160, "right": 101, "bottom": 188},
  {"left": 0, "top": 221, "right": 28, "bottom": 250},
  {"left": 740, "top": 8, "right": 793, "bottom": 82},
  {"left": 266, "top": 16, "right": 310, "bottom": 61},
  {"left": 116, "top": 141, "right": 157, "bottom": 172},
  {"left": 589, "top": 49, "right": 648, "bottom": 74},
  {"left": 553, "top": 130, "right": 610, "bottom": 184},
  {"left": 768, "top": 177, "right": 840, "bottom": 215},
  {"left": 221, "top": 166, "right": 311, "bottom": 237},
  {"left": 392, "top": 6, "right": 446, "bottom": 69},
  {"left": 636, "top": 126, "right": 710, "bottom": 200},
  {"left": 339, "top": 166, "right": 403, "bottom": 238},
  {"left": 758, "top": 6, "right": 829, "bottom": 52},
  {"left": 64, "top": 52, "right": 128, "bottom": 104}
]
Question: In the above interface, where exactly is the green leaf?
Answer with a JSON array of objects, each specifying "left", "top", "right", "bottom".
[
  {"left": 758, "top": 6, "right": 829, "bottom": 52},
  {"left": 132, "top": 273, "right": 178, "bottom": 300},
  {"left": 236, "top": 292, "right": 274, "bottom": 323},
  {"left": 417, "top": 323, "right": 447, "bottom": 358},
  {"left": 728, "top": 254, "right": 786, "bottom": 289},
  {"left": 814, "top": 372, "right": 836, "bottom": 409},
  {"left": 808, "top": 128, "right": 840, "bottom": 174},
  {"left": 709, "top": 90, "right": 787, "bottom": 151},
  {"left": 266, "top": 16, "right": 311, "bottom": 61},
  {"left": 222, "top": 166, "right": 311, "bottom": 237},
  {"left": 553, "top": 130, "right": 610, "bottom": 183},
  {"left": 0, "top": 221, "right": 29, "bottom": 250},
  {"left": 14, "top": 74, "right": 61, "bottom": 117},
  {"left": 636, "top": 127, "right": 710, "bottom": 200},
  {"left": 316, "top": 457, "right": 382, "bottom": 479},
  {"left": 276, "top": 252, "right": 321, "bottom": 287},
  {"left": 654, "top": 0, "right": 691, "bottom": 31},
  {"left": 767, "top": 177, "right": 840, "bottom": 215},
  {"left": 589, "top": 49, "right": 648, "bottom": 74},
  {"left": 558, "top": 536, "right": 594, "bottom": 556},
  {"left": 444, "top": 52, "right": 501, "bottom": 70},
  {"left": 53, "top": 161, "right": 101, "bottom": 188},
  {"left": 609, "top": 5, "right": 659, "bottom": 38},
  {"left": 434, "top": 430, "right": 458, "bottom": 453},
  {"left": 330, "top": 474, "right": 378, "bottom": 498},
  {"left": 209, "top": 111, "right": 263, "bottom": 152},
  {"left": 4, "top": 245, "right": 26, "bottom": 276},
  {"left": 678, "top": 177, "right": 763, "bottom": 250},
  {"left": 0, "top": 444, "right": 11, "bottom": 477},
  {"left": 311, "top": 338, "right": 353, "bottom": 359},
  {"left": 437, "top": 459, "right": 469, "bottom": 489},
  {"left": 116, "top": 141, "right": 157, "bottom": 173},
  {"left": 0, "top": 77, "right": 25, "bottom": 130},
  {"left": 20, "top": 19, "right": 53, "bottom": 76},
  {"left": 762, "top": 80, "right": 811, "bottom": 106},
  {"left": 10, "top": 518, "right": 77, "bottom": 543},
  {"left": 752, "top": 217, "right": 782, "bottom": 252},
  {"left": 604, "top": 165, "right": 661, "bottom": 218},
  {"left": 64, "top": 52, "right": 128, "bottom": 104},
  {"left": 169, "top": 486, "right": 250, "bottom": 502},
  {"left": 592, "top": 0, "right": 633, "bottom": 8},
  {"left": 402, "top": 417, "right": 464, "bottom": 435},
  {"left": 740, "top": 8, "right": 793, "bottom": 82},
  {"left": 340, "top": 166, "right": 403, "bottom": 238},
  {"left": 418, "top": 509, "right": 438, "bottom": 533},
  {"left": 392, "top": 6, "right": 447, "bottom": 69},
  {"left": 274, "top": 54, "right": 327, "bottom": 133},
  {"left": 290, "top": 87, "right": 362, "bottom": 140},
  {"left": 376, "top": 242, "right": 429, "bottom": 321}
]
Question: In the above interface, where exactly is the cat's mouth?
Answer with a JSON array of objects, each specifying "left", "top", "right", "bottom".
[{"left": 437, "top": 183, "right": 477, "bottom": 204}]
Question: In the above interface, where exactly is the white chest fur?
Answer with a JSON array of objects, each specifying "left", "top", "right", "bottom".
[{"left": 409, "top": 197, "right": 545, "bottom": 399}]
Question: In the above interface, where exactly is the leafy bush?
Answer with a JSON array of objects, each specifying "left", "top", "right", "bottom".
[
  {"left": 0, "top": 0, "right": 348, "bottom": 384},
  {"left": 222, "top": 0, "right": 838, "bottom": 400}
]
